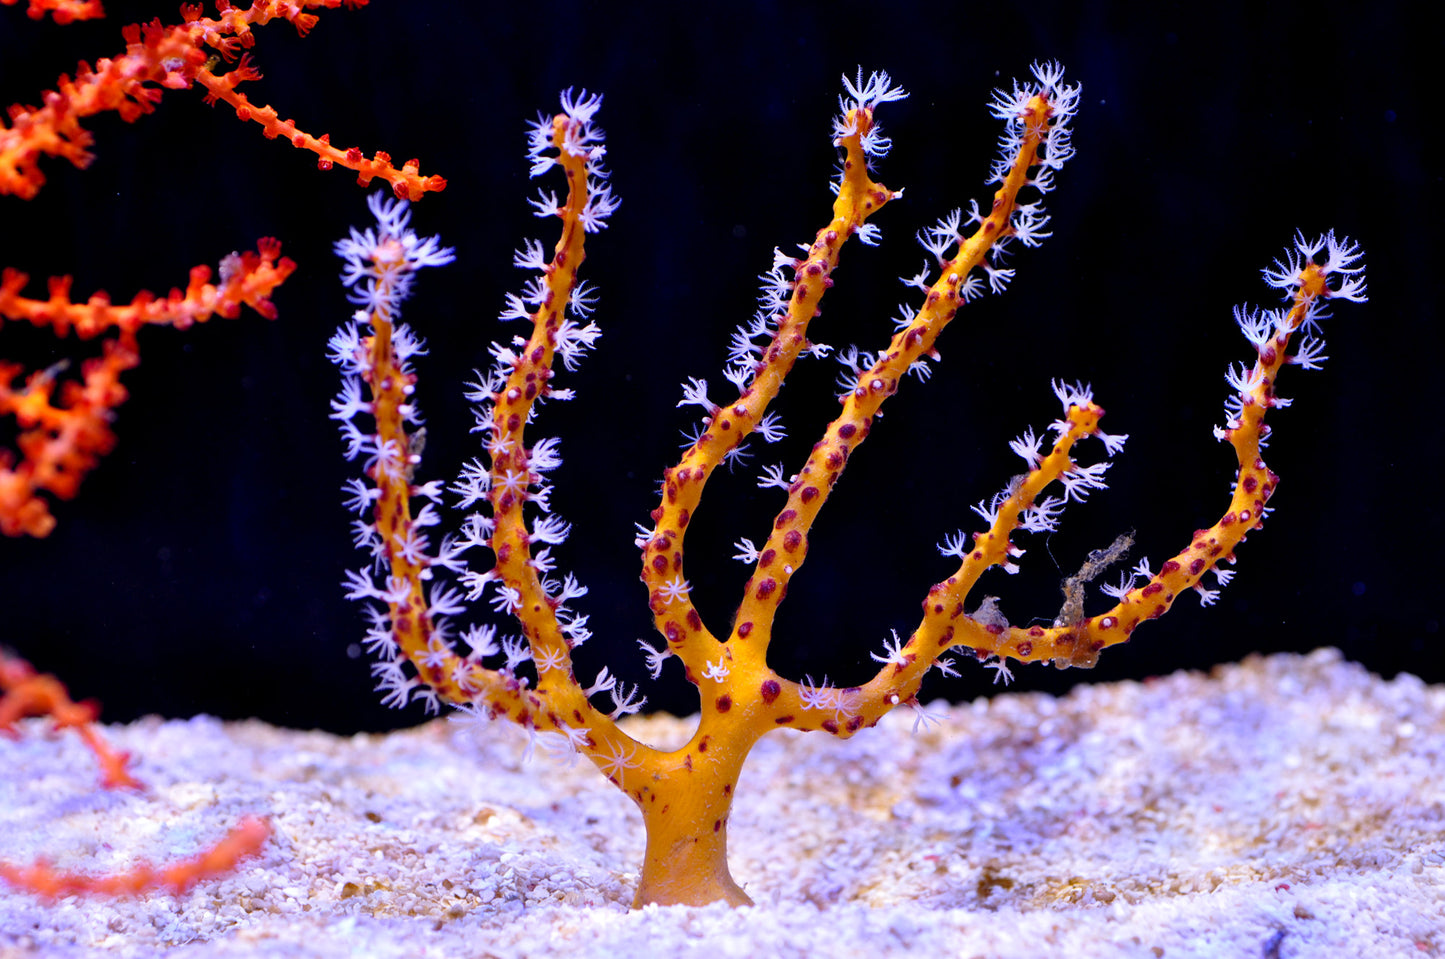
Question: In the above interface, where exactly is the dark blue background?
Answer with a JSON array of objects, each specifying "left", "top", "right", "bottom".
[{"left": 1, "top": 1, "right": 1435, "bottom": 731}]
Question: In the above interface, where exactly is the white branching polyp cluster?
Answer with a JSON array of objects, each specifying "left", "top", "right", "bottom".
[
  {"left": 329, "top": 195, "right": 458, "bottom": 715},
  {"left": 1220, "top": 230, "right": 1365, "bottom": 436},
  {"left": 326, "top": 65, "right": 1364, "bottom": 908},
  {"left": 327, "top": 91, "right": 630, "bottom": 722},
  {"left": 909, "top": 62, "right": 1076, "bottom": 300}
]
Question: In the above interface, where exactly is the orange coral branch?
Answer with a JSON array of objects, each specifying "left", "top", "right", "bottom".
[
  {"left": 1, "top": 0, "right": 103, "bottom": 23},
  {"left": 636, "top": 87, "right": 903, "bottom": 685},
  {"left": 0, "top": 650, "right": 272, "bottom": 898},
  {"left": 0, "top": 816, "right": 271, "bottom": 899},
  {"left": 940, "top": 241, "right": 1366, "bottom": 673},
  {"left": 0, "top": 240, "right": 295, "bottom": 537},
  {"left": 0, "top": 0, "right": 444, "bottom": 200},
  {"left": 0, "top": 649, "right": 138, "bottom": 790},
  {"left": 331, "top": 106, "right": 629, "bottom": 743},
  {"left": 195, "top": 57, "right": 447, "bottom": 200}
]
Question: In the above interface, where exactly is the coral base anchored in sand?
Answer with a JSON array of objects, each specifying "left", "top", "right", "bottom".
[{"left": 1, "top": 650, "right": 1441, "bottom": 956}]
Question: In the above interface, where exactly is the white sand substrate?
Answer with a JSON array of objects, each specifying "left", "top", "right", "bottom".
[{"left": 1, "top": 648, "right": 1441, "bottom": 957}]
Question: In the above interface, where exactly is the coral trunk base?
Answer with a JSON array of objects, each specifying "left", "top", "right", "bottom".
[{"left": 632, "top": 821, "right": 751, "bottom": 907}]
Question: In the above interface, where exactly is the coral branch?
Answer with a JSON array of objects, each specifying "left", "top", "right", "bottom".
[
  {"left": 195, "top": 61, "right": 446, "bottom": 200},
  {"left": 939, "top": 233, "right": 1366, "bottom": 673},
  {"left": 0, "top": 650, "right": 271, "bottom": 899},
  {"left": 0, "top": 1, "right": 444, "bottom": 200},
  {"left": 0, "top": 240, "right": 294, "bottom": 537},
  {"left": 0, "top": 816, "right": 271, "bottom": 899},
  {"left": 639, "top": 74, "right": 907, "bottom": 685},
  {"left": 330, "top": 93, "right": 641, "bottom": 780},
  {"left": 1, "top": 0, "right": 103, "bottom": 24},
  {"left": 0, "top": 649, "right": 138, "bottom": 790}
]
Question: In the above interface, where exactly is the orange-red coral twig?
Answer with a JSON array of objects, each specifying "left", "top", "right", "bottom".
[
  {"left": 0, "top": 650, "right": 272, "bottom": 898},
  {"left": 0, "top": 239, "right": 295, "bottom": 537},
  {"left": 0, "top": 0, "right": 103, "bottom": 24},
  {"left": 0, "top": 0, "right": 445, "bottom": 200},
  {"left": 0, "top": 649, "right": 138, "bottom": 789},
  {"left": 0, "top": 816, "right": 272, "bottom": 899}
]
